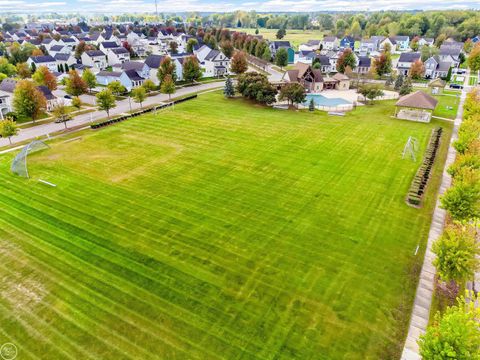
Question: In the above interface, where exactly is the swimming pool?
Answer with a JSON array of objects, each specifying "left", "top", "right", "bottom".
[{"left": 304, "top": 94, "right": 351, "bottom": 107}]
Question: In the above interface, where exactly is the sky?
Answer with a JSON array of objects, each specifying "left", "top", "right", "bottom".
[{"left": 0, "top": 0, "right": 478, "bottom": 14}]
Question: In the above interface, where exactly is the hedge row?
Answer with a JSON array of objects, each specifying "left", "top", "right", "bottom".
[
  {"left": 407, "top": 127, "right": 443, "bottom": 206},
  {"left": 90, "top": 94, "right": 198, "bottom": 130}
]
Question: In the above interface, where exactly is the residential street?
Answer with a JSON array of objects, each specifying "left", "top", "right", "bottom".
[{"left": 0, "top": 80, "right": 225, "bottom": 147}]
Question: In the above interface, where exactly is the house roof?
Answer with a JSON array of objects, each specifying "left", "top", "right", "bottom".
[
  {"left": 101, "top": 41, "right": 118, "bottom": 49},
  {"left": 398, "top": 52, "right": 421, "bottom": 63},
  {"left": 97, "top": 70, "right": 122, "bottom": 77},
  {"left": 125, "top": 69, "right": 144, "bottom": 81},
  {"left": 37, "top": 85, "right": 55, "bottom": 100},
  {"left": 323, "top": 36, "right": 337, "bottom": 42},
  {"left": 30, "top": 55, "right": 56, "bottom": 63},
  {"left": 85, "top": 50, "right": 105, "bottom": 57},
  {"left": 144, "top": 54, "right": 166, "bottom": 68},
  {"left": 272, "top": 41, "right": 291, "bottom": 49},
  {"left": 110, "top": 47, "right": 129, "bottom": 55},
  {"left": 0, "top": 78, "right": 17, "bottom": 93},
  {"left": 333, "top": 72, "right": 349, "bottom": 81},
  {"left": 50, "top": 45, "right": 65, "bottom": 51},
  {"left": 396, "top": 91, "right": 438, "bottom": 110},
  {"left": 116, "top": 61, "right": 144, "bottom": 71},
  {"left": 428, "top": 78, "right": 446, "bottom": 88},
  {"left": 357, "top": 56, "right": 371, "bottom": 67},
  {"left": 316, "top": 55, "right": 330, "bottom": 66},
  {"left": 62, "top": 38, "right": 75, "bottom": 43},
  {"left": 205, "top": 49, "right": 221, "bottom": 61},
  {"left": 54, "top": 53, "right": 70, "bottom": 61}
]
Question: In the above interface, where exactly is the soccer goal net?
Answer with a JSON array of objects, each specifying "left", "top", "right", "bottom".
[{"left": 11, "top": 140, "right": 49, "bottom": 178}]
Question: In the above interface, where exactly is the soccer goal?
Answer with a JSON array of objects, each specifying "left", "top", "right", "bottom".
[
  {"left": 402, "top": 136, "right": 419, "bottom": 161},
  {"left": 11, "top": 140, "right": 49, "bottom": 178}
]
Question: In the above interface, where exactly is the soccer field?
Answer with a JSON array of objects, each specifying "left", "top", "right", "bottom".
[{"left": 0, "top": 93, "right": 452, "bottom": 359}]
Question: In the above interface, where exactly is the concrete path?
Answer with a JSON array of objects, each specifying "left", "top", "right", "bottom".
[
  {"left": 401, "top": 70, "right": 470, "bottom": 360},
  {"left": 0, "top": 81, "right": 225, "bottom": 147}
]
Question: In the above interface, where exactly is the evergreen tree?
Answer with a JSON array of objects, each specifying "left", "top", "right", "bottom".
[
  {"left": 309, "top": 98, "right": 315, "bottom": 111},
  {"left": 275, "top": 48, "right": 288, "bottom": 69},
  {"left": 394, "top": 73, "right": 404, "bottom": 91},
  {"left": 399, "top": 77, "right": 413, "bottom": 95},
  {"left": 223, "top": 76, "right": 234, "bottom": 98}
]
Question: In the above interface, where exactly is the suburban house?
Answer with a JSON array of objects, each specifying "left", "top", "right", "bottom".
[
  {"left": 37, "top": 85, "right": 60, "bottom": 111},
  {"left": 0, "top": 88, "right": 12, "bottom": 119},
  {"left": 380, "top": 37, "right": 395, "bottom": 52},
  {"left": 355, "top": 56, "right": 372, "bottom": 74},
  {"left": 27, "top": 55, "right": 57, "bottom": 72},
  {"left": 390, "top": 36, "right": 410, "bottom": 51},
  {"left": 49, "top": 44, "right": 70, "bottom": 57},
  {"left": 112, "top": 61, "right": 150, "bottom": 79},
  {"left": 418, "top": 38, "right": 435, "bottom": 47},
  {"left": 194, "top": 45, "right": 230, "bottom": 77},
  {"left": 107, "top": 47, "right": 131, "bottom": 66},
  {"left": 99, "top": 41, "right": 120, "bottom": 53},
  {"left": 97, "top": 31, "right": 120, "bottom": 46},
  {"left": 282, "top": 62, "right": 350, "bottom": 93},
  {"left": 54, "top": 53, "right": 77, "bottom": 69},
  {"left": 299, "top": 40, "right": 321, "bottom": 52},
  {"left": 96, "top": 69, "right": 144, "bottom": 91},
  {"left": 81, "top": 50, "right": 108, "bottom": 70},
  {"left": 370, "top": 36, "right": 386, "bottom": 51},
  {"left": 396, "top": 52, "right": 421, "bottom": 75},
  {"left": 321, "top": 36, "right": 339, "bottom": 51},
  {"left": 59, "top": 37, "right": 77, "bottom": 51},
  {"left": 326, "top": 51, "right": 340, "bottom": 73},
  {"left": 439, "top": 41, "right": 463, "bottom": 67},
  {"left": 269, "top": 41, "right": 295, "bottom": 63},
  {"left": 314, "top": 55, "right": 332, "bottom": 73},
  {"left": 296, "top": 51, "right": 316, "bottom": 64},
  {"left": 144, "top": 54, "right": 183, "bottom": 84},
  {"left": 424, "top": 56, "right": 451, "bottom": 79},
  {"left": 340, "top": 36, "right": 355, "bottom": 50},
  {"left": 359, "top": 39, "right": 376, "bottom": 56}
]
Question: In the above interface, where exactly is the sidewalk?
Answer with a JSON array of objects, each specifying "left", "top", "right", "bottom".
[{"left": 401, "top": 69, "right": 470, "bottom": 360}]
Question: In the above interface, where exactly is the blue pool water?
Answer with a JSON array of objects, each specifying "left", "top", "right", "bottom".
[{"left": 304, "top": 94, "right": 351, "bottom": 106}]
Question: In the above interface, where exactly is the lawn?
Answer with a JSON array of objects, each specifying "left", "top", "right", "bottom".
[
  {"left": 469, "top": 75, "right": 478, "bottom": 86},
  {"left": 414, "top": 88, "right": 460, "bottom": 120},
  {"left": 229, "top": 28, "right": 323, "bottom": 49},
  {"left": 0, "top": 93, "right": 452, "bottom": 359}
]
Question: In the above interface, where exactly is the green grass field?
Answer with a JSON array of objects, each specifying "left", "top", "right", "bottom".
[
  {"left": 229, "top": 28, "right": 323, "bottom": 49},
  {"left": 0, "top": 93, "right": 452, "bottom": 359},
  {"left": 414, "top": 88, "right": 460, "bottom": 120}
]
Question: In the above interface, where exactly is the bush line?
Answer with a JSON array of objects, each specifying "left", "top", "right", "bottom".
[
  {"left": 90, "top": 95, "right": 198, "bottom": 130},
  {"left": 407, "top": 127, "right": 443, "bottom": 206}
]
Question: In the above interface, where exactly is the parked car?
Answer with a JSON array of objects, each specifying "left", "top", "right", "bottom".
[
  {"left": 455, "top": 69, "right": 466, "bottom": 75},
  {"left": 449, "top": 83, "right": 463, "bottom": 89},
  {"left": 64, "top": 95, "right": 72, "bottom": 99}
]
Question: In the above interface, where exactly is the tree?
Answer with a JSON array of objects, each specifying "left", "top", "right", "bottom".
[
  {"left": 160, "top": 74, "right": 176, "bottom": 100},
  {"left": 441, "top": 169, "right": 480, "bottom": 222},
  {"left": 262, "top": 47, "right": 271, "bottom": 62},
  {"left": 220, "top": 40, "right": 234, "bottom": 58},
  {"left": 52, "top": 103, "right": 73, "bottom": 128},
  {"left": 278, "top": 83, "right": 306, "bottom": 108},
  {"left": 309, "top": 98, "right": 315, "bottom": 111},
  {"left": 96, "top": 89, "right": 116, "bottom": 118},
  {"left": 71, "top": 96, "right": 82, "bottom": 110},
  {"left": 432, "top": 224, "right": 479, "bottom": 284},
  {"left": 15, "top": 62, "right": 31, "bottom": 78},
  {"left": 275, "top": 48, "right": 288, "bottom": 69},
  {"left": 0, "top": 57, "right": 17, "bottom": 77},
  {"left": 399, "top": 77, "right": 413, "bottom": 95},
  {"left": 107, "top": 81, "right": 126, "bottom": 96},
  {"left": 74, "top": 41, "right": 86, "bottom": 59},
  {"left": 446, "top": 66, "right": 453, "bottom": 82},
  {"left": 0, "top": 119, "right": 18, "bottom": 144},
  {"left": 236, "top": 72, "right": 277, "bottom": 105},
  {"left": 409, "top": 59, "right": 425, "bottom": 80},
  {"left": 186, "top": 38, "right": 198, "bottom": 53},
  {"left": 32, "top": 66, "right": 57, "bottom": 91},
  {"left": 374, "top": 51, "right": 392, "bottom": 76},
  {"left": 410, "top": 36, "right": 420, "bottom": 51},
  {"left": 82, "top": 68, "right": 97, "bottom": 94},
  {"left": 182, "top": 55, "right": 202, "bottom": 83},
  {"left": 13, "top": 80, "right": 46, "bottom": 123},
  {"left": 463, "top": 39, "right": 473, "bottom": 54},
  {"left": 350, "top": 21, "right": 362, "bottom": 38},
  {"left": 142, "top": 79, "right": 156, "bottom": 93},
  {"left": 223, "top": 76, "right": 235, "bottom": 97},
  {"left": 276, "top": 28, "right": 286, "bottom": 39},
  {"left": 169, "top": 41, "right": 178, "bottom": 54},
  {"left": 31, "top": 48, "right": 43, "bottom": 56},
  {"left": 336, "top": 48, "right": 356, "bottom": 73},
  {"left": 419, "top": 295, "right": 480, "bottom": 359},
  {"left": 131, "top": 86, "right": 146, "bottom": 109},
  {"left": 358, "top": 83, "right": 384, "bottom": 104},
  {"left": 157, "top": 56, "right": 176, "bottom": 85},
  {"left": 65, "top": 70, "right": 87, "bottom": 96},
  {"left": 467, "top": 44, "right": 480, "bottom": 72},
  {"left": 231, "top": 51, "right": 248, "bottom": 74}
]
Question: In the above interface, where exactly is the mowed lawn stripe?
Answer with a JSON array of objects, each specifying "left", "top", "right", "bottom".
[{"left": 0, "top": 92, "right": 452, "bottom": 359}]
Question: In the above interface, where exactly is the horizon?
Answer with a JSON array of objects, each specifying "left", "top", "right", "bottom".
[{"left": 0, "top": 0, "right": 479, "bottom": 15}]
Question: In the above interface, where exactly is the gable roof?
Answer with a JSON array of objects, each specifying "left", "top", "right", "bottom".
[
  {"left": 125, "top": 69, "right": 144, "bottom": 81},
  {"left": 30, "top": 55, "right": 56, "bottom": 63},
  {"left": 144, "top": 54, "right": 166, "bottom": 69},
  {"left": 110, "top": 47, "right": 129, "bottom": 55},
  {"left": 396, "top": 90, "right": 438, "bottom": 110},
  {"left": 97, "top": 70, "right": 122, "bottom": 77},
  {"left": 50, "top": 45, "right": 65, "bottom": 51},
  {"left": 54, "top": 53, "right": 71, "bottom": 61},
  {"left": 37, "top": 85, "right": 55, "bottom": 100},
  {"left": 85, "top": 50, "right": 105, "bottom": 57},
  {"left": 272, "top": 41, "right": 291, "bottom": 49},
  {"left": 398, "top": 52, "right": 421, "bottom": 63},
  {"left": 101, "top": 41, "right": 118, "bottom": 49},
  {"left": 0, "top": 78, "right": 17, "bottom": 93},
  {"left": 357, "top": 56, "right": 371, "bottom": 67},
  {"left": 115, "top": 61, "right": 145, "bottom": 71}
]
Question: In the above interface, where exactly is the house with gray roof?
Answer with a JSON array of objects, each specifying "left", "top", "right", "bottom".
[
  {"left": 27, "top": 55, "right": 57, "bottom": 72},
  {"left": 396, "top": 52, "right": 421, "bottom": 75},
  {"left": 194, "top": 45, "right": 230, "bottom": 77},
  {"left": 81, "top": 50, "right": 107, "bottom": 70},
  {"left": 424, "top": 56, "right": 451, "bottom": 79}
]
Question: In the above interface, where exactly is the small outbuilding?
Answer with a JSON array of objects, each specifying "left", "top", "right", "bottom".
[
  {"left": 428, "top": 78, "right": 446, "bottom": 95},
  {"left": 394, "top": 91, "right": 438, "bottom": 123}
]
